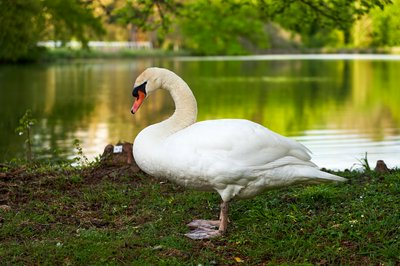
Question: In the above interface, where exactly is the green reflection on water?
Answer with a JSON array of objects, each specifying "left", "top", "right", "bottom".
[
  {"left": 175, "top": 59, "right": 399, "bottom": 137},
  {"left": 0, "top": 58, "right": 399, "bottom": 168}
]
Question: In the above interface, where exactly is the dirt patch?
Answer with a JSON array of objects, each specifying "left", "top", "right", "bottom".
[{"left": 0, "top": 143, "right": 144, "bottom": 221}]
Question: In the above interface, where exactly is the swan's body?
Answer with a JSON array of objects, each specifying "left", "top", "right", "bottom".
[
  {"left": 131, "top": 67, "right": 346, "bottom": 239},
  {"left": 134, "top": 119, "right": 342, "bottom": 201}
]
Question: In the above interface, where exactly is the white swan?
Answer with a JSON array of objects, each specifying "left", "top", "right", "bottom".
[{"left": 131, "top": 67, "right": 346, "bottom": 239}]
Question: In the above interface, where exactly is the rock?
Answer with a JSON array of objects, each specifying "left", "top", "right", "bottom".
[
  {"left": 374, "top": 160, "right": 390, "bottom": 174},
  {"left": 101, "top": 142, "right": 136, "bottom": 166}
]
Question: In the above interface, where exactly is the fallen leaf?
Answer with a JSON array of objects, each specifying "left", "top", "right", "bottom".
[{"left": 234, "top": 257, "right": 244, "bottom": 263}]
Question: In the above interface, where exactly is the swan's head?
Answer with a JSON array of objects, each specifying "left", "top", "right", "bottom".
[{"left": 131, "top": 67, "right": 166, "bottom": 114}]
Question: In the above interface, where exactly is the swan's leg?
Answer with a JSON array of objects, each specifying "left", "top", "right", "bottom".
[
  {"left": 218, "top": 201, "right": 229, "bottom": 233},
  {"left": 185, "top": 201, "right": 229, "bottom": 240}
]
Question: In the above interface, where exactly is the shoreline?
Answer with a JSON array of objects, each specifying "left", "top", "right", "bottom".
[{"left": 2, "top": 46, "right": 400, "bottom": 64}]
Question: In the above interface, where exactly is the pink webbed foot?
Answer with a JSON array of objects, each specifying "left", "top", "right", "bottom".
[
  {"left": 184, "top": 201, "right": 229, "bottom": 240},
  {"left": 185, "top": 220, "right": 222, "bottom": 239}
]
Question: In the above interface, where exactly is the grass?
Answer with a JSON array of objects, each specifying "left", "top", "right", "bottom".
[
  {"left": 0, "top": 162, "right": 399, "bottom": 265},
  {"left": 39, "top": 48, "right": 189, "bottom": 62}
]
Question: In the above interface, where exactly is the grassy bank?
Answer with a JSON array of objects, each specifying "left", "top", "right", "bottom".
[
  {"left": 40, "top": 48, "right": 189, "bottom": 62},
  {"left": 42, "top": 47, "right": 400, "bottom": 61},
  {"left": 2, "top": 46, "right": 400, "bottom": 64},
  {"left": 0, "top": 162, "right": 399, "bottom": 265},
  {"left": 0, "top": 48, "right": 189, "bottom": 64}
]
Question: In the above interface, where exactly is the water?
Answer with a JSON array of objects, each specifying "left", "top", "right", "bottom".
[{"left": 0, "top": 55, "right": 399, "bottom": 170}]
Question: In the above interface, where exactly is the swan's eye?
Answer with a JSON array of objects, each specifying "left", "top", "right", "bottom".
[{"left": 132, "top": 81, "right": 147, "bottom": 97}]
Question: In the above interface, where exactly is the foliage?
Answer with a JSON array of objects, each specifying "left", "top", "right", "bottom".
[
  {"left": 111, "top": 0, "right": 271, "bottom": 53},
  {"left": 111, "top": 0, "right": 271, "bottom": 54},
  {"left": 178, "top": 0, "right": 269, "bottom": 55},
  {"left": 256, "top": 0, "right": 393, "bottom": 46},
  {"left": 41, "top": 0, "right": 105, "bottom": 47},
  {"left": 357, "top": 153, "right": 372, "bottom": 171},
  {"left": 113, "top": 0, "right": 181, "bottom": 46},
  {"left": 369, "top": 0, "right": 400, "bottom": 46},
  {"left": 0, "top": 0, "right": 104, "bottom": 62},
  {"left": 0, "top": 0, "right": 398, "bottom": 59},
  {"left": 72, "top": 139, "right": 89, "bottom": 167},
  {"left": 114, "top": 0, "right": 180, "bottom": 31},
  {"left": 0, "top": 0, "right": 43, "bottom": 61},
  {"left": 15, "top": 109, "right": 37, "bottom": 163},
  {"left": 109, "top": 0, "right": 394, "bottom": 54},
  {"left": 0, "top": 163, "right": 399, "bottom": 264}
]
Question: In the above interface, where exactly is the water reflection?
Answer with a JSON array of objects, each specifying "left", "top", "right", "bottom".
[{"left": 0, "top": 56, "right": 399, "bottom": 169}]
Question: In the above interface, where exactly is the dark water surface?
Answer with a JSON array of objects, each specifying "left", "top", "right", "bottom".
[{"left": 0, "top": 55, "right": 399, "bottom": 169}]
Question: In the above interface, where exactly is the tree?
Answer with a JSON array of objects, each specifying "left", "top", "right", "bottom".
[
  {"left": 178, "top": 0, "right": 269, "bottom": 55},
  {"left": 0, "top": 0, "right": 104, "bottom": 62},
  {"left": 256, "top": 0, "right": 393, "bottom": 46},
  {"left": 111, "top": 0, "right": 394, "bottom": 53},
  {"left": 42, "top": 0, "right": 105, "bottom": 47},
  {"left": 113, "top": 0, "right": 269, "bottom": 54},
  {"left": 0, "top": 0, "right": 43, "bottom": 61},
  {"left": 113, "top": 0, "right": 181, "bottom": 46},
  {"left": 369, "top": 0, "right": 400, "bottom": 46}
]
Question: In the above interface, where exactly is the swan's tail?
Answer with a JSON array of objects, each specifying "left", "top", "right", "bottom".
[
  {"left": 315, "top": 170, "right": 346, "bottom": 183},
  {"left": 265, "top": 157, "right": 347, "bottom": 185},
  {"left": 297, "top": 167, "right": 347, "bottom": 185}
]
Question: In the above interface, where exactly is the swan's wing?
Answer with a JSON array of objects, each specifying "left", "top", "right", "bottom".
[
  {"left": 163, "top": 119, "right": 315, "bottom": 175},
  {"left": 160, "top": 119, "right": 345, "bottom": 202}
]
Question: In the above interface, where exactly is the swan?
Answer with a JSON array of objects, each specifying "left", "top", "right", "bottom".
[{"left": 130, "top": 67, "right": 346, "bottom": 240}]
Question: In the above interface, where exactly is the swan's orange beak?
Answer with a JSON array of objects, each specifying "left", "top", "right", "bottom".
[{"left": 131, "top": 90, "right": 146, "bottom": 114}]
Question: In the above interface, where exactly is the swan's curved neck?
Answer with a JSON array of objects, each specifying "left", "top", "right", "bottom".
[{"left": 155, "top": 75, "right": 197, "bottom": 137}]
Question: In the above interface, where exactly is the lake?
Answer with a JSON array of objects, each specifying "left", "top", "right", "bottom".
[{"left": 0, "top": 55, "right": 399, "bottom": 170}]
